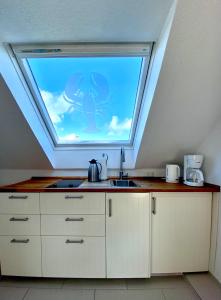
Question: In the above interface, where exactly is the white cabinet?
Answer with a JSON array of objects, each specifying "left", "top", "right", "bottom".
[
  {"left": 0, "top": 190, "right": 213, "bottom": 278},
  {"left": 151, "top": 192, "right": 212, "bottom": 274},
  {"left": 41, "top": 215, "right": 105, "bottom": 236},
  {"left": 0, "top": 214, "right": 40, "bottom": 235},
  {"left": 40, "top": 192, "right": 106, "bottom": 278},
  {"left": 0, "top": 193, "right": 39, "bottom": 214},
  {"left": 40, "top": 193, "right": 105, "bottom": 214},
  {"left": 42, "top": 236, "right": 105, "bottom": 278},
  {"left": 0, "top": 236, "right": 41, "bottom": 276},
  {"left": 0, "top": 193, "right": 41, "bottom": 277},
  {"left": 106, "top": 193, "right": 151, "bottom": 278}
]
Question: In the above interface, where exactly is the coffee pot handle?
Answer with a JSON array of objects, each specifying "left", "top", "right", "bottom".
[
  {"left": 177, "top": 166, "right": 180, "bottom": 178},
  {"left": 97, "top": 162, "right": 102, "bottom": 174}
]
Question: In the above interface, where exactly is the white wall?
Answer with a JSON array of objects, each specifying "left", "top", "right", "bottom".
[
  {"left": 136, "top": 0, "right": 221, "bottom": 168},
  {"left": 0, "top": 168, "right": 165, "bottom": 186},
  {"left": 198, "top": 119, "right": 221, "bottom": 283},
  {"left": 133, "top": 0, "right": 177, "bottom": 164},
  {"left": 0, "top": 75, "right": 52, "bottom": 169}
]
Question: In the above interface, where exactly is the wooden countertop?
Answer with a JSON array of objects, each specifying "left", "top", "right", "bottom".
[{"left": 0, "top": 177, "right": 219, "bottom": 193}]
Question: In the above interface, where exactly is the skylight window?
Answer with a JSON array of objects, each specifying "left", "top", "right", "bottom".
[{"left": 11, "top": 44, "right": 152, "bottom": 147}]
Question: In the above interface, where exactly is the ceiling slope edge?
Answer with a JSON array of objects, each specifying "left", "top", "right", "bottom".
[
  {"left": 135, "top": 0, "right": 221, "bottom": 169},
  {"left": 0, "top": 44, "right": 55, "bottom": 167},
  {"left": 133, "top": 0, "right": 177, "bottom": 166}
]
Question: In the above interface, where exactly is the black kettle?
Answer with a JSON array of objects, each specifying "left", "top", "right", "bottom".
[{"left": 88, "top": 159, "right": 102, "bottom": 182}]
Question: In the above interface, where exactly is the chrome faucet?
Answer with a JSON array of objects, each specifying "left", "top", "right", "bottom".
[{"left": 119, "top": 147, "right": 128, "bottom": 179}]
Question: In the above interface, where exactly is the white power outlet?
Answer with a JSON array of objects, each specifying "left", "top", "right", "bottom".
[{"left": 146, "top": 170, "right": 154, "bottom": 177}]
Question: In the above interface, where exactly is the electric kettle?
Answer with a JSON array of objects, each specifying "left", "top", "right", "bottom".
[
  {"left": 166, "top": 164, "right": 180, "bottom": 183},
  {"left": 88, "top": 159, "right": 102, "bottom": 182}
]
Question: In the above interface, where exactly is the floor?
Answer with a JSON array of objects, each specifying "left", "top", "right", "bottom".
[{"left": 0, "top": 273, "right": 220, "bottom": 300}]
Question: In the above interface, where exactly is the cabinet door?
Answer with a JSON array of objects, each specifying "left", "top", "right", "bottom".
[
  {"left": 0, "top": 236, "right": 41, "bottom": 276},
  {"left": 42, "top": 236, "right": 105, "bottom": 278},
  {"left": 106, "top": 193, "right": 150, "bottom": 278},
  {"left": 152, "top": 192, "right": 212, "bottom": 274}
]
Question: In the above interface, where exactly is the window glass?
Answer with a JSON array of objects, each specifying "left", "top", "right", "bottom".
[{"left": 27, "top": 56, "right": 143, "bottom": 144}]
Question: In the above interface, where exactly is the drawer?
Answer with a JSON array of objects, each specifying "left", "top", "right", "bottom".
[
  {"left": 0, "top": 193, "right": 39, "bottom": 214},
  {"left": 40, "top": 193, "right": 105, "bottom": 214},
  {"left": 0, "top": 215, "right": 40, "bottom": 235},
  {"left": 0, "top": 236, "right": 41, "bottom": 276},
  {"left": 42, "top": 236, "right": 105, "bottom": 278},
  {"left": 41, "top": 215, "right": 105, "bottom": 236}
]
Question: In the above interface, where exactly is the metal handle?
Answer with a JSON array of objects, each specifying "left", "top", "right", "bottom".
[
  {"left": 10, "top": 217, "right": 29, "bottom": 222},
  {"left": 65, "top": 239, "right": 84, "bottom": 244},
  {"left": 177, "top": 166, "right": 180, "bottom": 178},
  {"left": 109, "top": 199, "right": 112, "bottom": 217},
  {"left": 65, "top": 195, "right": 84, "bottom": 199},
  {"left": 9, "top": 195, "right": 28, "bottom": 199},
  {"left": 97, "top": 162, "right": 102, "bottom": 175},
  {"left": 10, "top": 239, "right": 29, "bottom": 243},
  {"left": 152, "top": 197, "right": 156, "bottom": 215},
  {"left": 65, "top": 217, "right": 84, "bottom": 222}
]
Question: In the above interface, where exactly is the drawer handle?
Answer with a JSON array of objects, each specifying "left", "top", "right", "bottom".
[
  {"left": 65, "top": 195, "right": 84, "bottom": 199},
  {"left": 65, "top": 217, "right": 84, "bottom": 222},
  {"left": 9, "top": 195, "right": 28, "bottom": 199},
  {"left": 66, "top": 239, "right": 84, "bottom": 244},
  {"left": 10, "top": 239, "right": 30, "bottom": 243},
  {"left": 10, "top": 217, "right": 29, "bottom": 222}
]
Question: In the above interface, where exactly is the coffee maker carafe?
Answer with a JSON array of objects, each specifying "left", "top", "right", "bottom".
[{"left": 184, "top": 155, "right": 204, "bottom": 187}]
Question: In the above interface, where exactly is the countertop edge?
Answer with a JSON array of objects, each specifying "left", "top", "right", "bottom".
[{"left": 0, "top": 177, "right": 219, "bottom": 193}]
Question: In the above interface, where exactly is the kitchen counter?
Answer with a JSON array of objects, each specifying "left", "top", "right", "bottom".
[
  {"left": 0, "top": 177, "right": 219, "bottom": 193},
  {"left": 0, "top": 177, "right": 217, "bottom": 278}
]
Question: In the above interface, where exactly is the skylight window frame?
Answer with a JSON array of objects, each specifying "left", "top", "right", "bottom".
[{"left": 11, "top": 43, "right": 153, "bottom": 148}]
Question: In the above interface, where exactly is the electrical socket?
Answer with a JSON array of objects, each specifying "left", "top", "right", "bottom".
[{"left": 146, "top": 170, "right": 154, "bottom": 177}]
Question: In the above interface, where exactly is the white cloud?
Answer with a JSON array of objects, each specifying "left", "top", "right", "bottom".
[
  {"left": 108, "top": 116, "right": 132, "bottom": 136},
  {"left": 40, "top": 90, "right": 71, "bottom": 124},
  {"left": 58, "top": 133, "right": 79, "bottom": 143}
]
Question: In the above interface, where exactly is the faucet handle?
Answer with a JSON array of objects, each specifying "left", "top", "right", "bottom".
[
  {"left": 122, "top": 173, "right": 129, "bottom": 179},
  {"left": 120, "top": 147, "right": 125, "bottom": 162}
]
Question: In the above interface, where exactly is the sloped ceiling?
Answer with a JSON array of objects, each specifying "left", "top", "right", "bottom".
[
  {"left": 0, "top": 0, "right": 173, "bottom": 169},
  {"left": 136, "top": 0, "right": 221, "bottom": 168},
  {"left": 0, "top": 0, "right": 173, "bottom": 43},
  {"left": 1, "top": 0, "right": 221, "bottom": 170},
  {"left": 0, "top": 75, "right": 52, "bottom": 169}
]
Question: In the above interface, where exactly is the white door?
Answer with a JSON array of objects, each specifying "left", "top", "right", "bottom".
[
  {"left": 106, "top": 193, "right": 150, "bottom": 278},
  {"left": 151, "top": 192, "right": 212, "bottom": 273}
]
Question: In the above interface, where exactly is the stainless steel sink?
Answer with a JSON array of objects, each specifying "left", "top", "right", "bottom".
[
  {"left": 111, "top": 180, "right": 140, "bottom": 187},
  {"left": 46, "top": 179, "right": 84, "bottom": 188}
]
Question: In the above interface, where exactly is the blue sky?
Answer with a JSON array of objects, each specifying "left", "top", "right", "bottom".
[{"left": 27, "top": 57, "right": 142, "bottom": 143}]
